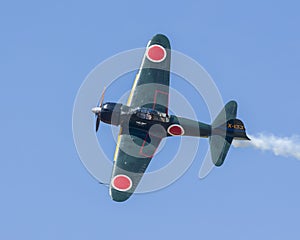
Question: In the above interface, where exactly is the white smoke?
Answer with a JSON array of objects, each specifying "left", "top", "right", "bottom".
[{"left": 232, "top": 133, "right": 300, "bottom": 160}]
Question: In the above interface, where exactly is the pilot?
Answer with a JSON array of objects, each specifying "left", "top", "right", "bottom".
[{"left": 146, "top": 113, "right": 152, "bottom": 120}]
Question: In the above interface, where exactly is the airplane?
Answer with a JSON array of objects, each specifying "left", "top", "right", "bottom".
[{"left": 92, "top": 34, "right": 250, "bottom": 202}]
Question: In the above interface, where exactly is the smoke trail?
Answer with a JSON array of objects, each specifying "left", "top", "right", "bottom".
[{"left": 232, "top": 133, "right": 300, "bottom": 160}]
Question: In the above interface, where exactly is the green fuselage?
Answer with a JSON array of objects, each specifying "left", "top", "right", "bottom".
[{"left": 117, "top": 105, "right": 212, "bottom": 139}]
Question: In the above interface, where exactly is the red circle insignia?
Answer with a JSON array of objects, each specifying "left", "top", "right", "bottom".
[
  {"left": 167, "top": 124, "right": 185, "bottom": 136},
  {"left": 112, "top": 175, "right": 132, "bottom": 192},
  {"left": 146, "top": 44, "right": 167, "bottom": 63}
]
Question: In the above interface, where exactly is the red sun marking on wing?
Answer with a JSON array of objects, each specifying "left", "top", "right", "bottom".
[
  {"left": 146, "top": 44, "right": 167, "bottom": 63},
  {"left": 112, "top": 175, "right": 132, "bottom": 192}
]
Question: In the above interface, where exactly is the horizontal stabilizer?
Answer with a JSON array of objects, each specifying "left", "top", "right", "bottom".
[{"left": 210, "top": 135, "right": 233, "bottom": 166}]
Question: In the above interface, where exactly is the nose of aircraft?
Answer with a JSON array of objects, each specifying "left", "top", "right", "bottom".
[{"left": 92, "top": 107, "right": 101, "bottom": 114}]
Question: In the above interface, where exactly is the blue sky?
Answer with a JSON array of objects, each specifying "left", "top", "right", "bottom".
[{"left": 1, "top": 0, "right": 300, "bottom": 239}]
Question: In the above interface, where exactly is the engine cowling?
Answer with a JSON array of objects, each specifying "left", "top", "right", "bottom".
[{"left": 100, "top": 102, "right": 122, "bottom": 126}]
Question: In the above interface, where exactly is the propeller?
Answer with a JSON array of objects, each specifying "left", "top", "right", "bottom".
[{"left": 92, "top": 87, "right": 106, "bottom": 132}]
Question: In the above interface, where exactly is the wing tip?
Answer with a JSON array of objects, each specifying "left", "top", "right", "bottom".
[
  {"left": 150, "top": 33, "right": 171, "bottom": 49},
  {"left": 109, "top": 187, "right": 133, "bottom": 202}
]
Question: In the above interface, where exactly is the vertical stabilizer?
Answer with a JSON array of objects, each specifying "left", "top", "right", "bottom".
[{"left": 210, "top": 101, "right": 250, "bottom": 166}]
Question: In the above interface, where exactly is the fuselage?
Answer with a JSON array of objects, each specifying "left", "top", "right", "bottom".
[{"left": 97, "top": 102, "right": 212, "bottom": 138}]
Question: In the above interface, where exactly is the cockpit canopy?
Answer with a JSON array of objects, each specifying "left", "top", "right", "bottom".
[{"left": 135, "top": 108, "right": 169, "bottom": 122}]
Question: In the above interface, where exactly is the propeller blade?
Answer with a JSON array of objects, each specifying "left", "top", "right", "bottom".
[
  {"left": 98, "top": 86, "right": 106, "bottom": 107},
  {"left": 96, "top": 115, "right": 101, "bottom": 132},
  {"left": 95, "top": 87, "right": 106, "bottom": 132}
]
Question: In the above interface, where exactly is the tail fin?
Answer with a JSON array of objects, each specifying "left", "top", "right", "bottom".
[{"left": 209, "top": 101, "right": 250, "bottom": 167}]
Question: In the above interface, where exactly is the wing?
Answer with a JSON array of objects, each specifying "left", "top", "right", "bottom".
[
  {"left": 127, "top": 34, "right": 171, "bottom": 114},
  {"left": 110, "top": 128, "right": 162, "bottom": 202},
  {"left": 109, "top": 34, "right": 171, "bottom": 202}
]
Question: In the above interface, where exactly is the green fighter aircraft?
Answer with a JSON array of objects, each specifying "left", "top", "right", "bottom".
[{"left": 92, "top": 34, "right": 250, "bottom": 202}]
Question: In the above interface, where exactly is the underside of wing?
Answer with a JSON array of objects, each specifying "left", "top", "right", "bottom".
[
  {"left": 128, "top": 34, "right": 171, "bottom": 114},
  {"left": 110, "top": 128, "right": 162, "bottom": 202},
  {"left": 110, "top": 34, "right": 171, "bottom": 202}
]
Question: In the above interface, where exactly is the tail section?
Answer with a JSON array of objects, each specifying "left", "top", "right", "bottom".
[
  {"left": 209, "top": 135, "right": 233, "bottom": 167},
  {"left": 225, "top": 119, "right": 250, "bottom": 140},
  {"left": 209, "top": 101, "right": 250, "bottom": 167}
]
